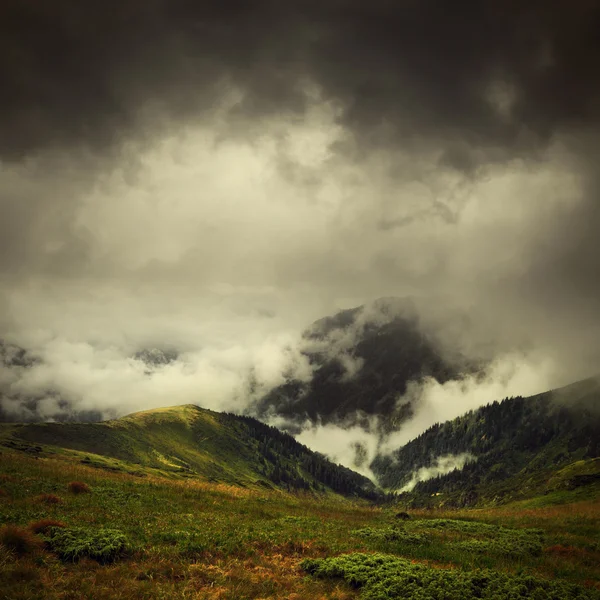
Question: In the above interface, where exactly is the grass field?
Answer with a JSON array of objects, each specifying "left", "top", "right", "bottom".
[{"left": 1, "top": 448, "right": 599, "bottom": 599}]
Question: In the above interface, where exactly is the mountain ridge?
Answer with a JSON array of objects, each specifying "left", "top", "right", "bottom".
[
  {"left": 372, "top": 375, "right": 600, "bottom": 507},
  {"left": 0, "top": 403, "right": 379, "bottom": 499}
]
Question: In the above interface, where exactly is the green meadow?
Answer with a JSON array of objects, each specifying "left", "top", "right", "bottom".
[{"left": 1, "top": 446, "right": 599, "bottom": 599}]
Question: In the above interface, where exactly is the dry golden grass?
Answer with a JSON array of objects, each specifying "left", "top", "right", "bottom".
[
  {"left": 28, "top": 519, "right": 67, "bottom": 535},
  {"left": 67, "top": 480, "right": 91, "bottom": 494},
  {"left": 409, "top": 500, "right": 600, "bottom": 529},
  {"left": 36, "top": 493, "right": 63, "bottom": 504},
  {"left": 0, "top": 525, "right": 43, "bottom": 556},
  {"left": 0, "top": 551, "right": 360, "bottom": 599}
]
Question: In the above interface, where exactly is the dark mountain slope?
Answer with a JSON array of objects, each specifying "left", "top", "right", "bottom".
[
  {"left": 0, "top": 404, "right": 378, "bottom": 499},
  {"left": 372, "top": 376, "right": 600, "bottom": 506},
  {"left": 256, "top": 297, "right": 482, "bottom": 426}
]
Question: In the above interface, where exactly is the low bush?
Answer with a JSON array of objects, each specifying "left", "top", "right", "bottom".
[
  {"left": 411, "top": 519, "right": 544, "bottom": 557},
  {"left": 452, "top": 535, "right": 543, "bottom": 557},
  {"left": 0, "top": 525, "right": 42, "bottom": 556},
  {"left": 67, "top": 481, "right": 90, "bottom": 495},
  {"left": 415, "top": 518, "right": 499, "bottom": 535},
  {"left": 352, "top": 526, "right": 427, "bottom": 545},
  {"left": 302, "top": 553, "right": 600, "bottom": 600},
  {"left": 44, "top": 527, "right": 130, "bottom": 563},
  {"left": 28, "top": 519, "right": 67, "bottom": 535}
]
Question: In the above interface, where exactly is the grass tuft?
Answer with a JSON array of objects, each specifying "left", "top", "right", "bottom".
[
  {"left": 36, "top": 493, "right": 62, "bottom": 504},
  {"left": 28, "top": 519, "right": 67, "bottom": 535},
  {"left": 0, "top": 525, "right": 43, "bottom": 556},
  {"left": 67, "top": 481, "right": 91, "bottom": 494}
]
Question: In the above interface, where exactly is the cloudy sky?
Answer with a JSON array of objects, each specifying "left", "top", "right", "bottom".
[{"left": 1, "top": 1, "right": 599, "bottom": 453}]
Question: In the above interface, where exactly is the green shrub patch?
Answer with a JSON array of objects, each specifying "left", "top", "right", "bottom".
[
  {"left": 352, "top": 526, "right": 427, "bottom": 545},
  {"left": 410, "top": 519, "right": 544, "bottom": 557},
  {"left": 302, "top": 553, "right": 600, "bottom": 600},
  {"left": 351, "top": 520, "right": 544, "bottom": 558},
  {"left": 44, "top": 527, "right": 131, "bottom": 563}
]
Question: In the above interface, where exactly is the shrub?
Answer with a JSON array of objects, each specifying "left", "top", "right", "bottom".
[
  {"left": 67, "top": 481, "right": 90, "bottom": 495},
  {"left": 28, "top": 519, "right": 67, "bottom": 535},
  {"left": 302, "top": 553, "right": 600, "bottom": 600},
  {"left": 36, "top": 493, "right": 62, "bottom": 504},
  {"left": 0, "top": 525, "right": 42, "bottom": 556},
  {"left": 410, "top": 519, "right": 544, "bottom": 557},
  {"left": 44, "top": 527, "right": 130, "bottom": 563},
  {"left": 352, "top": 526, "right": 426, "bottom": 545}
]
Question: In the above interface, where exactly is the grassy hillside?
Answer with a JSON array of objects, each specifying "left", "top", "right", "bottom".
[
  {"left": 372, "top": 376, "right": 600, "bottom": 507},
  {"left": 0, "top": 447, "right": 598, "bottom": 599},
  {"left": 0, "top": 405, "right": 377, "bottom": 499}
]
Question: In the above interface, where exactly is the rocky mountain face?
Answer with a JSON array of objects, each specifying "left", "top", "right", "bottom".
[{"left": 254, "top": 297, "right": 484, "bottom": 428}]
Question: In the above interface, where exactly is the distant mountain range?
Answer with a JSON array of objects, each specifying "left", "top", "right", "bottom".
[{"left": 2, "top": 300, "right": 599, "bottom": 509}]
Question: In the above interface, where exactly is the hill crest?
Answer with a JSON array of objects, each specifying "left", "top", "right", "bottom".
[{"left": 0, "top": 402, "right": 379, "bottom": 500}]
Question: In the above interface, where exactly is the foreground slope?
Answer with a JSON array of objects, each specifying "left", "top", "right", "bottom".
[
  {"left": 0, "top": 404, "right": 377, "bottom": 498},
  {"left": 372, "top": 376, "right": 600, "bottom": 506}
]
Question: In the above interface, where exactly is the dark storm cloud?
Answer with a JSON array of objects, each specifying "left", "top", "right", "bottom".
[
  {"left": 1, "top": 0, "right": 600, "bottom": 435},
  {"left": 2, "top": 1, "right": 599, "bottom": 161},
  {"left": 0, "top": 0, "right": 306, "bottom": 159}
]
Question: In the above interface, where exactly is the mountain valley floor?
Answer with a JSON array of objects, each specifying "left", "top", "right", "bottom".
[{"left": 1, "top": 448, "right": 599, "bottom": 600}]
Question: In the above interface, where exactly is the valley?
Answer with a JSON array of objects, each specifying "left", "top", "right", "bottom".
[
  {"left": 1, "top": 379, "right": 599, "bottom": 599},
  {"left": 1, "top": 445, "right": 599, "bottom": 599}
]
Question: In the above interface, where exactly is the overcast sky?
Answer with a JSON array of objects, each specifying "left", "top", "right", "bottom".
[{"left": 1, "top": 2, "right": 599, "bottom": 440}]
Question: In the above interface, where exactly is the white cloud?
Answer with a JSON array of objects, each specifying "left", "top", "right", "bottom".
[{"left": 399, "top": 453, "right": 475, "bottom": 492}]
